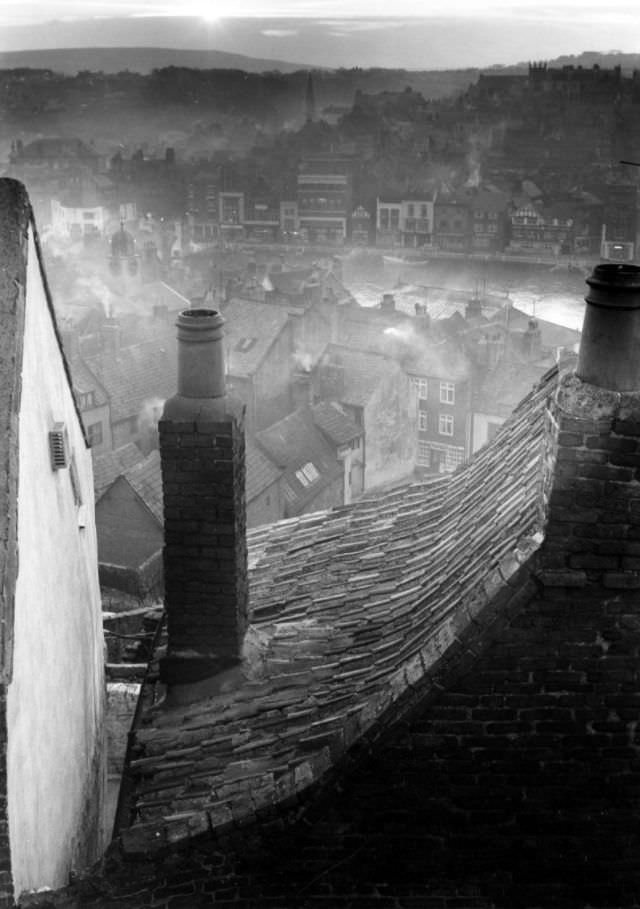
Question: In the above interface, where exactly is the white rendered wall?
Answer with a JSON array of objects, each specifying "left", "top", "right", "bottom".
[{"left": 7, "top": 226, "right": 106, "bottom": 899}]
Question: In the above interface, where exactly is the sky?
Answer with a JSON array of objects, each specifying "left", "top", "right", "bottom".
[{"left": 1, "top": 0, "right": 639, "bottom": 68}]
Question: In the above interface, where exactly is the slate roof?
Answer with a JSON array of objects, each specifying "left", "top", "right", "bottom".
[
  {"left": 83, "top": 339, "right": 177, "bottom": 425},
  {"left": 255, "top": 407, "right": 343, "bottom": 514},
  {"left": 222, "top": 298, "right": 290, "bottom": 378},
  {"left": 92, "top": 443, "right": 145, "bottom": 499},
  {"left": 124, "top": 450, "right": 163, "bottom": 525},
  {"left": 320, "top": 344, "right": 401, "bottom": 408},
  {"left": 473, "top": 353, "right": 560, "bottom": 418},
  {"left": 311, "top": 400, "right": 362, "bottom": 446},
  {"left": 245, "top": 441, "right": 282, "bottom": 503},
  {"left": 69, "top": 356, "right": 109, "bottom": 406},
  {"left": 121, "top": 363, "right": 559, "bottom": 854}
]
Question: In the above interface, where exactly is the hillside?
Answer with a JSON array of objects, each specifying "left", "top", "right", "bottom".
[{"left": 0, "top": 46, "right": 305, "bottom": 76}]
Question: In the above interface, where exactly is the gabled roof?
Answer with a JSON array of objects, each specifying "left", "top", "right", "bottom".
[
  {"left": 124, "top": 450, "right": 163, "bottom": 525},
  {"left": 255, "top": 407, "right": 343, "bottom": 514},
  {"left": 121, "top": 365, "right": 559, "bottom": 854},
  {"left": 92, "top": 442, "right": 145, "bottom": 499},
  {"left": 83, "top": 340, "right": 177, "bottom": 424},
  {"left": 222, "top": 298, "right": 290, "bottom": 378},
  {"left": 312, "top": 400, "right": 362, "bottom": 447}
]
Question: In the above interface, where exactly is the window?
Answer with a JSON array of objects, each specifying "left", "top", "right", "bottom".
[
  {"left": 295, "top": 461, "right": 320, "bottom": 487},
  {"left": 78, "top": 391, "right": 96, "bottom": 410},
  {"left": 86, "top": 422, "right": 103, "bottom": 447},
  {"left": 83, "top": 211, "right": 95, "bottom": 220},
  {"left": 439, "top": 414, "right": 454, "bottom": 436},
  {"left": 440, "top": 381, "right": 455, "bottom": 404},
  {"left": 407, "top": 204, "right": 414, "bottom": 217},
  {"left": 411, "top": 378, "right": 428, "bottom": 400},
  {"left": 417, "top": 440, "right": 431, "bottom": 466},
  {"left": 235, "top": 337, "right": 257, "bottom": 352},
  {"left": 418, "top": 411, "right": 428, "bottom": 432}
]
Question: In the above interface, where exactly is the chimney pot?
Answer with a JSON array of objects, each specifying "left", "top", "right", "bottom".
[
  {"left": 162, "top": 309, "right": 228, "bottom": 421},
  {"left": 577, "top": 264, "right": 640, "bottom": 392}
]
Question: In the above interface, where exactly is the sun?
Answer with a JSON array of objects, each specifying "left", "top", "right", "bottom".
[{"left": 183, "top": 2, "right": 222, "bottom": 22}]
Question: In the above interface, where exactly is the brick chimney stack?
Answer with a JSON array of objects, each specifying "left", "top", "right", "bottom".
[
  {"left": 159, "top": 309, "right": 247, "bottom": 686},
  {"left": 540, "top": 263, "right": 640, "bottom": 589}
]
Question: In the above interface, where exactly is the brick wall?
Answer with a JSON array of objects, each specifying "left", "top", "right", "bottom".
[{"left": 159, "top": 416, "right": 248, "bottom": 684}]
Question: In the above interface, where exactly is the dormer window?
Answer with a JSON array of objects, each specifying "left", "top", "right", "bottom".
[
  {"left": 295, "top": 462, "right": 320, "bottom": 487},
  {"left": 77, "top": 391, "right": 96, "bottom": 410},
  {"left": 235, "top": 337, "right": 257, "bottom": 352}
]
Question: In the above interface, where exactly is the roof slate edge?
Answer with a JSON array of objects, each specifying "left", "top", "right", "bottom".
[{"left": 0, "top": 179, "right": 28, "bottom": 682}]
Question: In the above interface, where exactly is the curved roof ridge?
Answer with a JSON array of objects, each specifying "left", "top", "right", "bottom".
[{"left": 121, "top": 365, "right": 559, "bottom": 855}]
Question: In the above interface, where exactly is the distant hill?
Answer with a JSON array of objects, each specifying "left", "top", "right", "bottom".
[
  {"left": 487, "top": 51, "right": 640, "bottom": 75},
  {"left": 0, "top": 46, "right": 308, "bottom": 76}
]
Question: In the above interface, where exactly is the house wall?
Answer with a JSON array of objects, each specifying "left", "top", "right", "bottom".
[
  {"left": 7, "top": 226, "right": 106, "bottom": 899},
  {"left": 471, "top": 411, "right": 505, "bottom": 453},
  {"left": 96, "top": 478, "right": 163, "bottom": 569},
  {"left": 364, "top": 370, "right": 416, "bottom": 489}
]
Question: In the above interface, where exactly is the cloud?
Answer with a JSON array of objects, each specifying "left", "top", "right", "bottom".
[
  {"left": 315, "top": 18, "right": 409, "bottom": 31},
  {"left": 261, "top": 28, "right": 299, "bottom": 36}
]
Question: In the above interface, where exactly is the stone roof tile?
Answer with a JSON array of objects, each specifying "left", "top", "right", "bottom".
[{"left": 120, "top": 365, "right": 560, "bottom": 853}]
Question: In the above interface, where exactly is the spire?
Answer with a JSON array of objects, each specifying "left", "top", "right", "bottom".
[{"left": 305, "top": 71, "right": 316, "bottom": 123}]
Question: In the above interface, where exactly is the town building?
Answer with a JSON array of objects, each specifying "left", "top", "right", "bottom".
[
  {"left": 95, "top": 450, "right": 163, "bottom": 598},
  {"left": 255, "top": 407, "right": 346, "bottom": 518},
  {"left": 0, "top": 179, "right": 106, "bottom": 904},
  {"left": 221, "top": 296, "right": 293, "bottom": 435},
  {"left": 433, "top": 190, "right": 471, "bottom": 251},
  {"left": 316, "top": 343, "right": 416, "bottom": 490},
  {"left": 297, "top": 153, "right": 354, "bottom": 244}
]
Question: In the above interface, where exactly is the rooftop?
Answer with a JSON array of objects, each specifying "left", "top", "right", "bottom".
[
  {"left": 120, "top": 363, "right": 555, "bottom": 854},
  {"left": 255, "top": 407, "right": 344, "bottom": 515},
  {"left": 84, "top": 339, "right": 177, "bottom": 425},
  {"left": 311, "top": 400, "right": 362, "bottom": 447},
  {"left": 92, "top": 443, "right": 145, "bottom": 499},
  {"left": 222, "top": 297, "right": 290, "bottom": 378},
  {"left": 320, "top": 344, "right": 403, "bottom": 408}
]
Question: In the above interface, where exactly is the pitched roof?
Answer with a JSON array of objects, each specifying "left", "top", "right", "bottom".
[
  {"left": 92, "top": 443, "right": 145, "bottom": 499},
  {"left": 222, "top": 298, "right": 290, "bottom": 378},
  {"left": 311, "top": 400, "right": 362, "bottom": 446},
  {"left": 83, "top": 339, "right": 177, "bottom": 424},
  {"left": 124, "top": 450, "right": 163, "bottom": 525},
  {"left": 255, "top": 407, "right": 343, "bottom": 513},
  {"left": 121, "top": 365, "right": 558, "bottom": 855}
]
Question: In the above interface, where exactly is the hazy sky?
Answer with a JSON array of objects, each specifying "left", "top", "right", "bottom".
[{"left": 1, "top": 0, "right": 639, "bottom": 68}]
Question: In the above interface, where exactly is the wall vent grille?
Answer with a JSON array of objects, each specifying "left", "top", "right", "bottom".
[{"left": 49, "top": 422, "right": 69, "bottom": 470}]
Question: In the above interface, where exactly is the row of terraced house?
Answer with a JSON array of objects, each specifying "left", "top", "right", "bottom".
[{"left": 5, "top": 139, "right": 639, "bottom": 261}]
